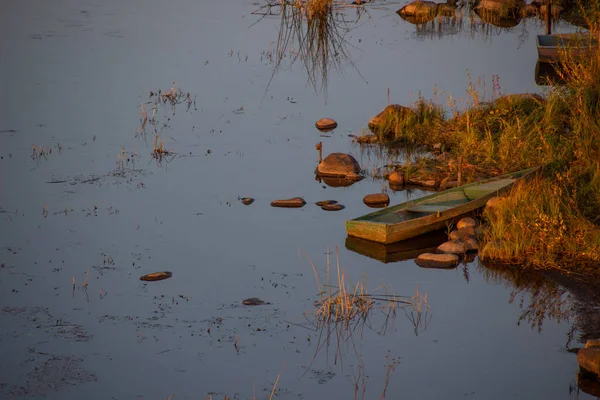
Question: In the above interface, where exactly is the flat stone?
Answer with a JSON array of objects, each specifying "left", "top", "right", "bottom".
[
  {"left": 586, "top": 339, "right": 600, "bottom": 348},
  {"left": 315, "top": 118, "right": 338, "bottom": 130},
  {"left": 388, "top": 171, "right": 404, "bottom": 186},
  {"left": 457, "top": 217, "right": 477, "bottom": 230},
  {"left": 437, "top": 238, "right": 478, "bottom": 254},
  {"left": 321, "top": 203, "right": 345, "bottom": 211},
  {"left": 363, "top": 193, "right": 390, "bottom": 206},
  {"left": 240, "top": 197, "right": 254, "bottom": 205},
  {"left": 415, "top": 253, "right": 459, "bottom": 268},
  {"left": 140, "top": 271, "right": 173, "bottom": 282},
  {"left": 449, "top": 226, "right": 478, "bottom": 241},
  {"left": 271, "top": 197, "right": 306, "bottom": 208},
  {"left": 578, "top": 348, "right": 600, "bottom": 377},
  {"left": 315, "top": 200, "right": 338, "bottom": 206},
  {"left": 316, "top": 153, "right": 361, "bottom": 177}
]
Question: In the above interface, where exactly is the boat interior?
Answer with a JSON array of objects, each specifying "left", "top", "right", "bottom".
[{"left": 359, "top": 178, "right": 516, "bottom": 224}]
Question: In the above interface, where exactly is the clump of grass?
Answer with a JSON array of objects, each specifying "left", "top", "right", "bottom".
[
  {"left": 480, "top": 172, "right": 600, "bottom": 274},
  {"left": 370, "top": 94, "right": 446, "bottom": 145},
  {"left": 151, "top": 135, "right": 175, "bottom": 162},
  {"left": 310, "top": 248, "right": 413, "bottom": 330}
]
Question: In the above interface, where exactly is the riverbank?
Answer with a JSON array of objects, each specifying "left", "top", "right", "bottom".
[{"left": 368, "top": 13, "right": 600, "bottom": 275}]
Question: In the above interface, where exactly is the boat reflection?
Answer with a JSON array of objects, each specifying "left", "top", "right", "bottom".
[{"left": 345, "top": 230, "right": 448, "bottom": 263}]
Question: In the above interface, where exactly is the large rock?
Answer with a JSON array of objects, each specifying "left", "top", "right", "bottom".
[
  {"left": 316, "top": 153, "right": 361, "bottom": 178},
  {"left": 457, "top": 217, "right": 477, "bottom": 230},
  {"left": 578, "top": 348, "right": 600, "bottom": 377},
  {"left": 397, "top": 1, "right": 439, "bottom": 24},
  {"left": 368, "top": 104, "right": 416, "bottom": 132},
  {"left": 415, "top": 253, "right": 459, "bottom": 268},
  {"left": 271, "top": 197, "right": 306, "bottom": 208}
]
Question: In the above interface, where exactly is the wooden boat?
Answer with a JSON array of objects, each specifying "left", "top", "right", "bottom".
[
  {"left": 345, "top": 167, "right": 539, "bottom": 244},
  {"left": 345, "top": 231, "right": 448, "bottom": 264},
  {"left": 537, "top": 33, "right": 598, "bottom": 63}
]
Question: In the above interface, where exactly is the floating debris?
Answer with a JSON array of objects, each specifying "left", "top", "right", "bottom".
[{"left": 139, "top": 271, "right": 173, "bottom": 282}]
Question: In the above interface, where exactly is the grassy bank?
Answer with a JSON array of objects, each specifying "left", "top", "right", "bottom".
[{"left": 372, "top": 5, "right": 600, "bottom": 275}]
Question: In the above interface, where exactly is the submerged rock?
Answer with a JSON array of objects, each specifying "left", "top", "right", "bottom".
[
  {"left": 321, "top": 203, "right": 345, "bottom": 211},
  {"left": 316, "top": 153, "right": 361, "bottom": 177},
  {"left": 242, "top": 297, "right": 268, "bottom": 306},
  {"left": 315, "top": 118, "right": 338, "bottom": 130},
  {"left": 271, "top": 197, "right": 306, "bottom": 208},
  {"left": 363, "top": 193, "right": 390, "bottom": 207},
  {"left": 240, "top": 197, "right": 254, "bottom": 206},
  {"left": 415, "top": 253, "right": 459, "bottom": 268},
  {"left": 457, "top": 217, "right": 477, "bottom": 230},
  {"left": 388, "top": 171, "right": 404, "bottom": 186},
  {"left": 578, "top": 348, "right": 600, "bottom": 377},
  {"left": 140, "top": 271, "right": 173, "bottom": 282}
]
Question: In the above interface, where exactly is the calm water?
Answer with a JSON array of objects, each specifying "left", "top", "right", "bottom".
[{"left": 1, "top": 1, "right": 598, "bottom": 399}]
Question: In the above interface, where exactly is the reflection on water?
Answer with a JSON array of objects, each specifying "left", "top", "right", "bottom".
[
  {"left": 345, "top": 231, "right": 448, "bottom": 263},
  {"left": 397, "top": 0, "right": 583, "bottom": 40},
  {"left": 254, "top": 0, "right": 368, "bottom": 94},
  {"left": 477, "top": 260, "right": 600, "bottom": 347}
]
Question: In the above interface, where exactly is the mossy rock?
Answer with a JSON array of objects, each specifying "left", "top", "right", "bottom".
[{"left": 368, "top": 104, "right": 416, "bottom": 136}]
